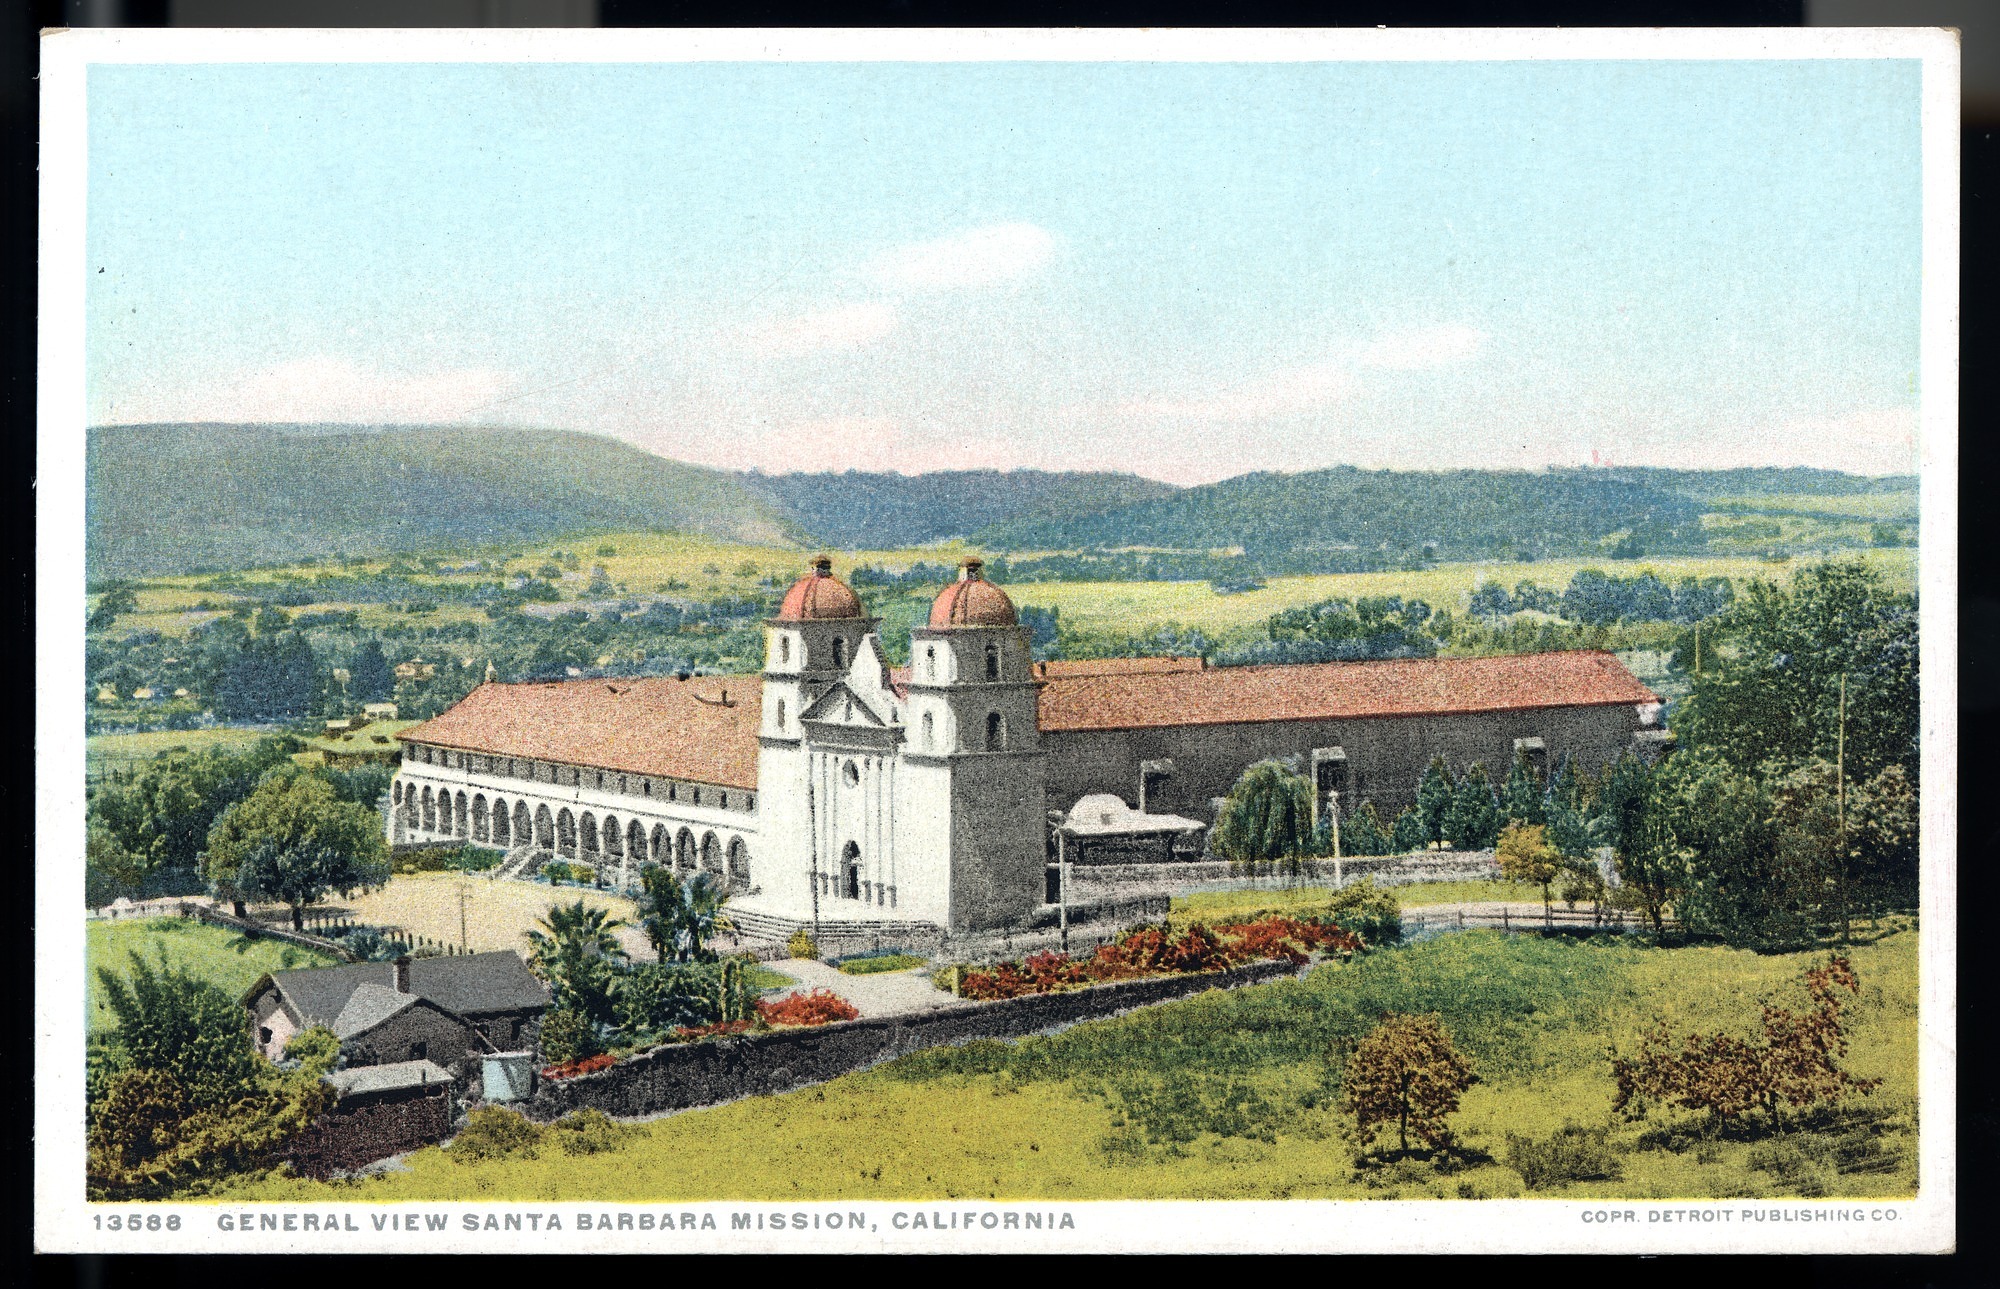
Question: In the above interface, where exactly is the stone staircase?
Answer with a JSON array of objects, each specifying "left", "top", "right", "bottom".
[{"left": 491, "top": 843, "right": 549, "bottom": 882}]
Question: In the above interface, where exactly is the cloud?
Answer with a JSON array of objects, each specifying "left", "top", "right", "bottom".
[
  {"left": 743, "top": 302, "right": 898, "bottom": 357},
  {"left": 1109, "top": 360, "right": 1355, "bottom": 424},
  {"left": 868, "top": 223, "right": 1057, "bottom": 290},
  {"left": 131, "top": 357, "right": 516, "bottom": 424},
  {"left": 1357, "top": 324, "right": 1489, "bottom": 371}
]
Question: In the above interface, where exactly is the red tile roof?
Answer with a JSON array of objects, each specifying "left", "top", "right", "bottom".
[
  {"left": 396, "top": 677, "right": 763, "bottom": 789},
  {"left": 1030, "top": 656, "right": 1208, "bottom": 679},
  {"left": 1036, "top": 650, "right": 1658, "bottom": 733}
]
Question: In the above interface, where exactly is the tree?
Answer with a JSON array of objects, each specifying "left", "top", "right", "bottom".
[
  {"left": 1443, "top": 761, "right": 1502, "bottom": 851},
  {"left": 1415, "top": 756, "right": 1455, "bottom": 848},
  {"left": 1595, "top": 755, "right": 1682, "bottom": 936},
  {"left": 525, "top": 900, "right": 629, "bottom": 1024},
  {"left": 347, "top": 638, "right": 395, "bottom": 704},
  {"left": 88, "top": 583, "right": 139, "bottom": 631},
  {"left": 1651, "top": 749, "right": 1792, "bottom": 948},
  {"left": 1500, "top": 752, "right": 1547, "bottom": 826},
  {"left": 1343, "top": 1013, "right": 1478, "bottom": 1155},
  {"left": 1496, "top": 822, "right": 1562, "bottom": 917},
  {"left": 1340, "top": 802, "right": 1391, "bottom": 857},
  {"left": 634, "top": 868, "right": 734, "bottom": 964},
  {"left": 1388, "top": 808, "right": 1430, "bottom": 856},
  {"left": 202, "top": 769, "right": 389, "bottom": 922},
  {"left": 1211, "top": 761, "right": 1316, "bottom": 876},
  {"left": 95, "top": 950, "right": 262, "bottom": 1108}
]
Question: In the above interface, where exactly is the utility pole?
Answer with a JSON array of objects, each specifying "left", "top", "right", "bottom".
[
  {"left": 1329, "top": 789, "right": 1343, "bottom": 890},
  {"left": 1693, "top": 620, "right": 1701, "bottom": 678},
  {"left": 1057, "top": 829, "right": 1070, "bottom": 955},
  {"left": 457, "top": 877, "right": 470, "bottom": 953},
  {"left": 1836, "top": 671, "right": 1850, "bottom": 944},
  {"left": 806, "top": 770, "right": 822, "bottom": 948}
]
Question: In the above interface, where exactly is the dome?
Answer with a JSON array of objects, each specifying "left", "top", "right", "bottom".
[
  {"left": 774, "top": 556, "right": 864, "bottom": 622},
  {"left": 928, "top": 557, "right": 1017, "bottom": 628}
]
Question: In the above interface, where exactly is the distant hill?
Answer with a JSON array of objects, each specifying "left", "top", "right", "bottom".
[
  {"left": 739, "top": 468, "right": 1181, "bottom": 550},
  {"left": 972, "top": 466, "right": 1712, "bottom": 569},
  {"left": 1594, "top": 466, "right": 1918, "bottom": 500},
  {"left": 86, "top": 423, "right": 802, "bottom": 578}
]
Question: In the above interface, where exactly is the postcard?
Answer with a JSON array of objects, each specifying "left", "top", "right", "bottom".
[{"left": 36, "top": 26, "right": 1958, "bottom": 1254}]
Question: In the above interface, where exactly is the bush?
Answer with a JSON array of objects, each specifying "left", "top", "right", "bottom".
[
  {"left": 541, "top": 1053, "right": 616, "bottom": 1081},
  {"left": 1505, "top": 1124, "right": 1624, "bottom": 1190},
  {"left": 550, "top": 1108, "right": 630, "bottom": 1155},
  {"left": 756, "top": 988, "right": 861, "bottom": 1027},
  {"left": 837, "top": 953, "right": 926, "bottom": 976},
  {"left": 786, "top": 928, "right": 819, "bottom": 960},
  {"left": 537, "top": 1007, "right": 601, "bottom": 1064},
  {"left": 1323, "top": 879, "right": 1403, "bottom": 947},
  {"left": 336, "top": 926, "right": 410, "bottom": 962},
  {"left": 448, "top": 1107, "right": 544, "bottom": 1163},
  {"left": 615, "top": 961, "right": 732, "bottom": 1036}
]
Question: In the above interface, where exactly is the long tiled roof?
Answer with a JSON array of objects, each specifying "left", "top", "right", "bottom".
[
  {"left": 398, "top": 677, "right": 763, "bottom": 789},
  {"left": 1035, "top": 650, "right": 1658, "bottom": 733},
  {"left": 260, "top": 952, "right": 550, "bottom": 1031}
]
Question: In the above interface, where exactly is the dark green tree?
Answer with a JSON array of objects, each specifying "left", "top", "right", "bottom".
[
  {"left": 1389, "top": 808, "right": 1430, "bottom": 856},
  {"left": 1500, "top": 752, "right": 1547, "bottom": 826},
  {"left": 94, "top": 951, "right": 262, "bottom": 1109},
  {"left": 1212, "top": 761, "right": 1316, "bottom": 875},
  {"left": 1443, "top": 762, "right": 1502, "bottom": 851},
  {"left": 347, "top": 638, "right": 395, "bottom": 703},
  {"left": 1415, "top": 756, "right": 1456, "bottom": 848},
  {"left": 1339, "top": 801, "right": 1391, "bottom": 857},
  {"left": 202, "top": 769, "right": 389, "bottom": 921}
]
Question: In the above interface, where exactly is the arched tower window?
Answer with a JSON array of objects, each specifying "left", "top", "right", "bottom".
[
  {"left": 925, "top": 645, "right": 936, "bottom": 680},
  {"left": 778, "top": 635, "right": 791, "bottom": 665},
  {"left": 921, "top": 711, "right": 934, "bottom": 750},
  {"left": 842, "top": 760, "right": 860, "bottom": 787},
  {"left": 841, "top": 841, "right": 861, "bottom": 900},
  {"left": 986, "top": 711, "right": 1006, "bottom": 751},
  {"left": 985, "top": 643, "right": 1000, "bottom": 681},
  {"left": 832, "top": 636, "right": 847, "bottom": 668},
  {"left": 776, "top": 699, "right": 787, "bottom": 729}
]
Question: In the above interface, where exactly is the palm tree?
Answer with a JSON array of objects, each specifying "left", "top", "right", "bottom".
[
  {"left": 524, "top": 899, "right": 628, "bottom": 1019},
  {"left": 635, "top": 868, "right": 735, "bottom": 963}
]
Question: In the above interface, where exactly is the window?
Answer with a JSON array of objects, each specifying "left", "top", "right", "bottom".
[
  {"left": 259, "top": 1026, "right": 273, "bottom": 1047},
  {"left": 776, "top": 699, "right": 787, "bottom": 729},
  {"left": 842, "top": 841, "right": 861, "bottom": 900},
  {"left": 925, "top": 645, "right": 936, "bottom": 680},
  {"left": 921, "top": 711, "right": 934, "bottom": 750},
  {"left": 985, "top": 643, "right": 999, "bottom": 681},
  {"left": 720, "top": 792, "right": 730, "bottom": 808},
  {"left": 833, "top": 636, "right": 847, "bottom": 668},
  {"left": 693, "top": 788, "right": 702, "bottom": 805},
  {"left": 843, "top": 760, "right": 860, "bottom": 787},
  {"left": 508, "top": 1019, "right": 522, "bottom": 1044},
  {"left": 410, "top": 1042, "right": 427, "bottom": 1061},
  {"left": 778, "top": 634, "right": 791, "bottom": 665},
  {"left": 986, "top": 712, "right": 1005, "bottom": 751}
]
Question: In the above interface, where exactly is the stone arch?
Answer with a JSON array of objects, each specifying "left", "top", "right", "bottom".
[
  {"left": 700, "top": 831, "right": 723, "bottom": 878},
  {"left": 454, "top": 791, "right": 468, "bottom": 837},
  {"left": 535, "top": 803, "right": 555, "bottom": 852},
  {"left": 392, "top": 781, "right": 403, "bottom": 805},
  {"left": 558, "top": 809, "right": 578, "bottom": 858},
  {"left": 579, "top": 812, "right": 600, "bottom": 857},
  {"left": 522, "top": 802, "right": 540, "bottom": 848},
  {"left": 492, "top": 798, "right": 511, "bottom": 847},
  {"left": 986, "top": 711, "right": 1006, "bottom": 751},
  {"left": 628, "top": 819, "right": 647, "bottom": 864},
  {"left": 603, "top": 814, "right": 622, "bottom": 858},
  {"left": 676, "top": 828, "right": 696, "bottom": 873},
  {"left": 401, "top": 796, "right": 418, "bottom": 836},
  {"left": 650, "top": 823, "right": 667, "bottom": 865},
  {"left": 726, "top": 837, "right": 750, "bottom": 892},
  {"left": 421, "top": 786, "right": 436, "bottom": 832},
  {"left": 472, "top": 794, "right": 489, "bottom": 842}
]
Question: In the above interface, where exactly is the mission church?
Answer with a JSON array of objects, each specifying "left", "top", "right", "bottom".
[{"left": 390, "top": 557, "right": 1664, "bottom": 934}]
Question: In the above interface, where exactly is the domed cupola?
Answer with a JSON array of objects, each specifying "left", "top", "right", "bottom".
[
  {"left": 775, "top": 555, "right": 865, "bottom": 622},
  {"left": 928, "top": 557, "right": 1017, "bottom": 628}
]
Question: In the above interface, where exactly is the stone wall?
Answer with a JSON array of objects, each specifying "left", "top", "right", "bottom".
[
  {"left": 1065, "top": 851, "right": 1501, "bottom": 904},
  {"left": 518, "top": 958, "right": 1301, "bottom": 1123},
  {"left": 286, "top": 1085, "right": 454, "bottom": 1179}
]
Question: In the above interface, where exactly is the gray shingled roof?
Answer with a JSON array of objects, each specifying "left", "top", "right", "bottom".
[
  {"left": 327, "top": 1059, "right": 454, "bottom": 1098},
  {"left": 329, "top": 983, "right": 419, "bottom": 1039},
  {"left": 265, "top": 951, "right": 548, "bottom": 1035}
]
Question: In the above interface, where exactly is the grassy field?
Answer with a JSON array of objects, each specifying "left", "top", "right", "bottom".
[
  {"left": 87, "top": 917, "right": 339, "bottom": 1035},
  {"left": 1170, "top": 879, "right": 1546, "bottom": 927},
  {"left": 213, "top": 925, "right": 1919, "bottom": 1203},
  {"left": 86, "top": 726, "right": 283, "bottom": 779}
]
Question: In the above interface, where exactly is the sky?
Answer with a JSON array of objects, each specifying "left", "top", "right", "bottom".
[{"left": 85, "top": 58, "right": 1925, "bottom": 484}]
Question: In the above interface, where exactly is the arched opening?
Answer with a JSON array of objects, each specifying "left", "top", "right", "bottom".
[
  {"left": 535, "top": 804, "right": 554, "bottom": 850},
  {"left": 579, "top": 813, "right": 599, "bottom": 857},
  {"left": 676, "top": 828, "right": 696, "bottom": 873},
  {"left": 402, "top": 798, "right": 418, "bottom": 834},
  {"left": 650, "top": 824, "right": 666, "bottom": 865},
  {"left": 841, "top": 841, "right": 861, "bottom": 901},
  {"left": 603, "top": 814, "right": 622, "bottom": 858},
  {"left": 921, "top": 711, "right": 934, "bottom": 750},
  {"left": 727, "top": 837, "right": 750, "bottom": 892},
  {"left": 779, "top": 635, "right": 791, "bottom": 665},
  {"left": 517, "top": 801, "right": 535, "bottom": 848},
  {"left": 700, "top": 832, "right": 722, "bottom": 878},
  {"left": 628, "top": 819, "right": 647, "bottom": 864},
  {"left": 556, "top": 808, "right": 576, "bottom": 858},
  {"left": 776, "top": 699, "right": 786, "bottom": 730},
  {"left": 832, "top": 636, "right": 847, "bottom": 669},
  {"left": 393, "top": 781, "right": 403, "bottom": 805},
  {"left": 986, "top": 711, "right": 1006, "bottom": 751},
  {"left": 924, "top": 644, "right": 936, "bottom": 680},
  {"left": 492, "top": 798, "right": 511, "bottom": 847},
  {"left": 843, "top": 760, "right": 860, "bottom": 787},
  {"left": 472, "top": 794, "right": 489, "bottom": 842},
  {"left": 985, "top": 643, "right": 999, "bottom": 681},
  {"left": 454, "top": 792, "right": 468, "bottom": 837},
  {"left": 421, "top": 787, "right": 436, "bottom": 832}
]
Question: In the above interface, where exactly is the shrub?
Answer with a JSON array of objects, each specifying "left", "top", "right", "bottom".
[
  {"left": 1505, "top": 1124, "right": 1625, "bottom": 1190},
  {"left": 1343, "top": 1013, "right": 1478, "bottom": 1155},
  {"left": 756, "top": 988, "right": 861, "bottom": 1027},
  {"left": 550, "top": 1108, "right": 630, "bottom": 1155},
  {"left": 537, "top": 1007, "right": 601, "bottom": 1064},
  {"left": 615, "top": 961, "right": 729, "bottom": 1036},
  {"left": 336, "top": 926, "right": 410, "bottom": 962},
  {"left": 1321, "top": 879, "right": 1403, "bottom": 947},
  {"left": 448, "top": 1107, "right": 544, "bottom": 1163},
  {"left": 786, "top": 928, "right": 819, "bottom": 960},
  {"left": 837, "top": 953, "right": 925, "bottom": 975}
]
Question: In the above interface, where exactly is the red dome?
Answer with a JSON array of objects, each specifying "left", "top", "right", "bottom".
[
  {"left": 774, "top": 557, "right": 864, "bottom": 621},
  {"left": 928, "top": 558, "right": 1017, "bottom": 628}
]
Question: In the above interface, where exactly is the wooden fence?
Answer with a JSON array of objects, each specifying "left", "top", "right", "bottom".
[{"left": 1402, "top": 905, "right": 1677, "bottom": 936}]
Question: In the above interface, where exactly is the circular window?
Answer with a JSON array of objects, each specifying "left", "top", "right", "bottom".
[{"left": 842, "top": 760, "right": 860, "bottom": 787}]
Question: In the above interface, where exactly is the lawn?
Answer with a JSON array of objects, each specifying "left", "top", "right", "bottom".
[
  {"left": 1170, "top": 879, "right": 1546, "bottom": 927},
  {"left": 87, "top": 727, "right": 283, "bottom": 778},
  {"left": 214, "top": 924, "right": 1919, "bottom": 1203},
  {"left": 87, "top": 917, "right": 340, "bottom": 1035}
]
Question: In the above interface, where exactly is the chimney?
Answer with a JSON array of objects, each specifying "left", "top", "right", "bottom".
[{"left": 393, "top": 956, "right": 411, "bottom": 994}]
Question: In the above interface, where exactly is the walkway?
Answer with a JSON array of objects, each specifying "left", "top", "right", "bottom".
[{"left": 764, "top": 957, "right": 959, "bottom": 1019}]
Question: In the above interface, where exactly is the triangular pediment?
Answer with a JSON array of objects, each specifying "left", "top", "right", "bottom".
[{"left": 800, "top": 682, "right": 888, "bottom": 728}]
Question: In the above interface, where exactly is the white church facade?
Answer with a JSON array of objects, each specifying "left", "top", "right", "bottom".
[{"left": 390, "top": 556, "right": 1666, "bottom": 933}]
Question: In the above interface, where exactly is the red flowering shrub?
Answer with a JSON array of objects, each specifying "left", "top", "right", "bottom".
[
  {"left": 1213, "top": 916, "right": 1362, "bottom": 966},
  {"left": 755, "top": 988, "right": 862, "bottom": 1027},
  {"left": 950, "top": 915, "right": 1355, "bottom": 1002},
  {"left": 670, "top": 1019, "right": 756, "bottom": 1042},
  {"left": 541, "top": 1052, "right": 617, "bottom": 1081}
]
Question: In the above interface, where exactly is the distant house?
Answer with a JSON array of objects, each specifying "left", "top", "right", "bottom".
[
  {"left": 394, "top": 660, "right": 437, "bottom": 681},
  {"left": 94, "top": 685, "right": 117, "bottom": 704},
  {"left": 242, "top": 952, "right": 549, "bottom": 1091},
  {"left": 363, "top": 702, "right": 400, "bottom": 721},
  {"left": 172, "top": 687, "right": 191, "bottom": 699},
  {"left": 131, "top": 686, "right": 157, "bottom": 701},
  {"left": 307, "top": 717, "right": 418, "bottom": 767}
]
